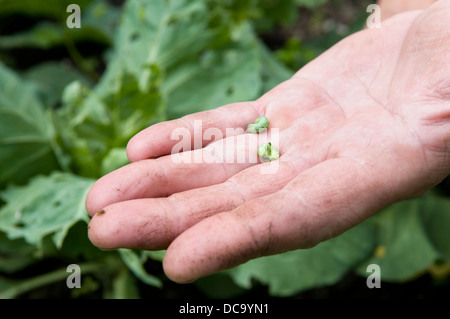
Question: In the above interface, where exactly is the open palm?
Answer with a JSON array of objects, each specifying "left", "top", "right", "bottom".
[{"left": 86, "top": 3, "right": 450, "bottom": 283}]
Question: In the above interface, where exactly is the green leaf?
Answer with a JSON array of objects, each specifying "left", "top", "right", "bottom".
[
  {"left": 58, "top": 221, "right": 107, "bottom": 260},
  {"left": 196, "top": 273, "right": 247, "bottom": 299},
  {"left": 98, "top": 0, "right": 291, "bottom": 120},
  {"left": 0, "top": 172, "right": 94, "bottom": 249},
  {"left": 161, "top": 8, "right": 293, "bottom": 118},
  {"left": 0, "top": 1, "right": 119, "bottom": 52},
  {"left": 356, "top": 196, "right": 442, "bottom": 281},
  {"left": 71, "top": 0, "right": 121, "bottom": 45},
  {"left": 422, "top": 195, "right": 450, "bottom": 259},
  {"left": 0, "top": 22, "right": 63, "bottom": 50},
  {"left": 108, "top": 266, "right": 140, "bottom": 299},
  {"left": 258, "top": 41, "right": 294, "bottom": 92},
  {"left": 118, "top": 249, "right": 162, "bottom": 288},
  {"left": 295, "top": 0, "right": 328, "bottom": 9},
  {"left": 100, "top": 0, "right": 211, "bottom": 119},
  {"left": 97, "top": 0, "right": 210, "bottom": 94},
  {"left": 101, "top": 147, "right": 129, "bottom": 176},
  {"left": 0, "top": 62, "right": 59, "bottom": 188},
  {"left": 23, "top": 61, "right": 92, "bottom": 108},
  {"left": 229, "top": 223, "right": 376, "bottom": 296},
  {"left": 56, "top": 71, "right": 164, "bottom": 177},
  {"left": 164, "top": 24, "right": 262, "bottom": 118}
]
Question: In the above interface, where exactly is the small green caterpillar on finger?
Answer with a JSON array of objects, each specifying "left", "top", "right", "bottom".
[
  {"left": 247, "top": 116, "right": 270, "bottom": 133},
  {"left": 257, "top": 142, "right": 280, "bottom": 162}
]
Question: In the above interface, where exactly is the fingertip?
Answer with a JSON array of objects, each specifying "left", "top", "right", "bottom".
[
  {"left": 85, "top": 174, "right": 117, "bottom": 217},
  {"left": 162, "top": 248, "right": 195, "bottom": 284},
  {"left": 87, "top": 205, "right": 136, "bottom": 251},
  {"left": 85, "top": 184, "right": 101, "bottom": 217},
  {"left": 126, "top": 122, "right": 171, "bottom": 162},
  {"left": 126, "top": 132, "right": 151, "bottom": 162},
  {"left": 163, "top": 237, "right": 206, "bottom": 284},
  {"left": 87, "top": 211, "right": 120, "bottom": 250},
  {"left": 88, "top": 199, "right": 179, "bottom": 252}
]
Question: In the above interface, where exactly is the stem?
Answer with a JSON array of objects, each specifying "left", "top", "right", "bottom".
[
  {"left": 63, "top": 35, "right": 100, "bottom": 83},
  {"left": 49, "top": 137, "right": 71, "bottom": 173}
]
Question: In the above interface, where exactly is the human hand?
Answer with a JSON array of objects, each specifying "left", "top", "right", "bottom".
[{"left": 86, "top": 2, "right": 450, "bottom": 283}]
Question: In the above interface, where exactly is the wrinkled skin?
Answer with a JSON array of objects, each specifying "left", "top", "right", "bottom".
[{"left": 86, "top": 2, "right": 450, "bottom": 283}]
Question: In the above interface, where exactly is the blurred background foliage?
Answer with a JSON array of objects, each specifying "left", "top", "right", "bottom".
[{"left": 0, "top": 0, "right": 449, "bottom": 299}]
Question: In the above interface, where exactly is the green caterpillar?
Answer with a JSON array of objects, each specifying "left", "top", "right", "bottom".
[
  {"left": 257, "top": 142, "right": 280, "bottom": 162},
  {"left": 247, "top": 116, "right": 270, "bottom": 133}
]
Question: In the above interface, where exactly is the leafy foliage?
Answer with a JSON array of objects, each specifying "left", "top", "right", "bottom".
[
  {"left": 0, "top": 172, "right": 93, "bottom": 248},
  {"left": 0, "top": 0, "right": 449, "bottom": 299},
  {"left": 0, "top": 63, "right": 59, "bottom": 188}
]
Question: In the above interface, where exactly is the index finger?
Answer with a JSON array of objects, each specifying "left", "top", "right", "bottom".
[{"left": 126, "top": 101, "right": 263, "bottom": 162}]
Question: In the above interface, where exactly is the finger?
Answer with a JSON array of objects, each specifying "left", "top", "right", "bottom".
[
  {"left": 126, "top": 76, "right": 333, "bottom": 163},
  {"left": 162, "top": 157, "right": 404, "bottom": 283},
  {"left": 86, "top": 99, "right": 343, "bottom": 216},
  {"left": 86, "top": 132, "right": 279, "bottom": 216},
  {"left": 87, "top": 108, "right": 342, "bottom": 249},
  {"left": 88, "top": 161, "right": 298, "bottom": 250},
  {"left": 126, "top": 101, "right": 263, "bottom": 162}
]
